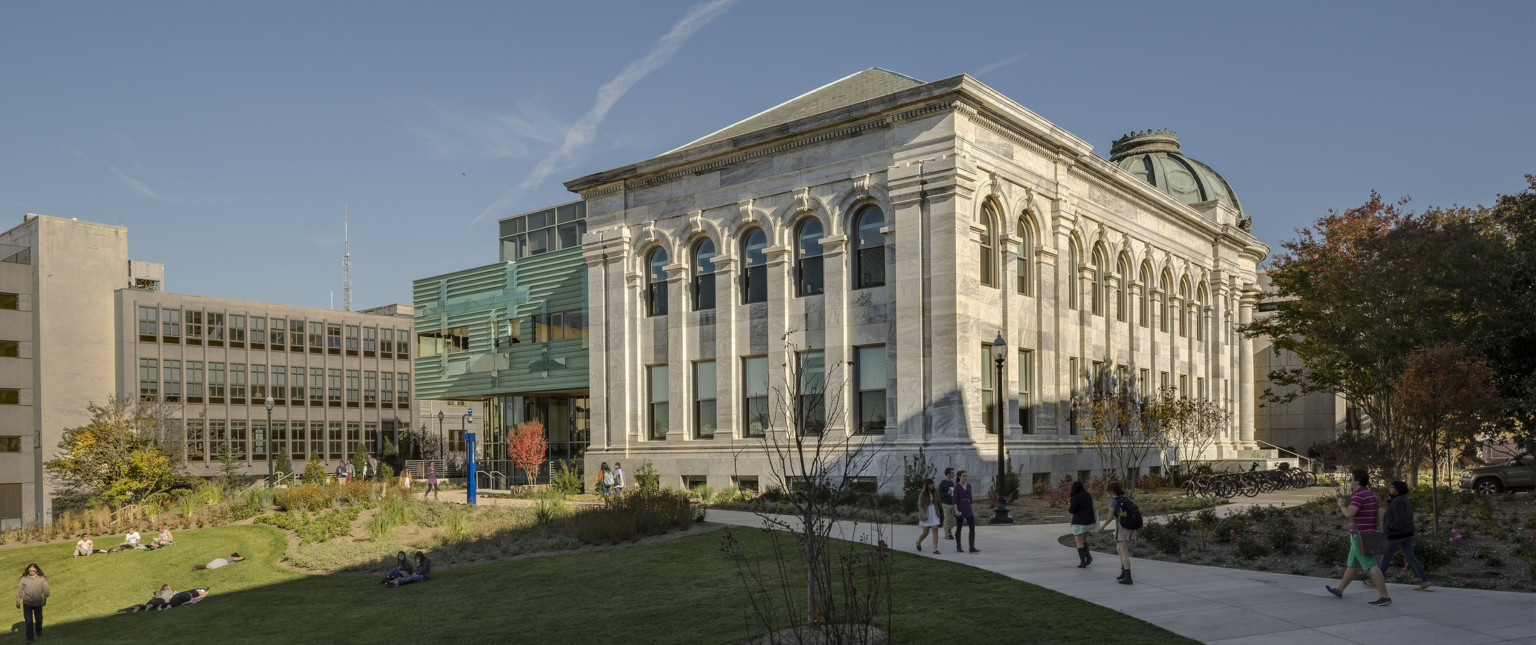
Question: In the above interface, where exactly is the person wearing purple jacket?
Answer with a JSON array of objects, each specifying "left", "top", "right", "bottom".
[{"left": 952, "top": 470, "right": 979, "bottom": 553}]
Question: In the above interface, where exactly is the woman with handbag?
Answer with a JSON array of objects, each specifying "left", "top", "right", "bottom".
[{"left": 1325, "top": 469, "right": 1392, "bottom": 606}]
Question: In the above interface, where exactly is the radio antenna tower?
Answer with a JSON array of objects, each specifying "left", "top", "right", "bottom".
[{"left": 343, "top": 203, "right": 352, "bottom": 312}]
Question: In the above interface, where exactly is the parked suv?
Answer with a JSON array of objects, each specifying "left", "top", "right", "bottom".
[{"left": 1459, "top": 452, "right": 1535, "bottom": 494}]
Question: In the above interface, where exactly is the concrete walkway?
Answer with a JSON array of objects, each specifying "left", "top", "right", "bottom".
[{"left": 708, "top": 489, "right": 1536, "bottom": 644}]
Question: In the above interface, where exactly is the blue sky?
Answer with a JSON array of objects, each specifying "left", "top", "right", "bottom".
[{"left": 2, "top": 1, "right": 1531, "bottom": 308}]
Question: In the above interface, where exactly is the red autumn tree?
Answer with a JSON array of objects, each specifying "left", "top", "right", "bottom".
[
  {"left": 1393, "top": 343, "right": 1500, "bottom": 534},
  {"left": 506, "top": 420, "right": 547, "bottom": 486}
]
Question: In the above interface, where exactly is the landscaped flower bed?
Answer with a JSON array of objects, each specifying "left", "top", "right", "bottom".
[{"left": 1061, "top": 487, "right": 1536, "bottom": 592}]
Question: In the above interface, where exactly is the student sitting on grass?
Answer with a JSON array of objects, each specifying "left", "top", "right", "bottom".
[
  {"left": 385, "top": 552, "right": 430, "bottom": 587},
  {"left": 116, "top": 585, "right": 175, "bottom": 612},
  {"left": 145, "top": 528, "right": 174, "bottom": 550},
  {"left": 118, "top": 529, "right": 143, "bottom": 551},
  {"left": 72, "top": 536, "right": 113, "bottom": 558},
  {"left": 192, "top": 553, "right": 245, "bottom": 570},
  {"left": 379, "top": 551, "right": 414, "bottom": 585}
]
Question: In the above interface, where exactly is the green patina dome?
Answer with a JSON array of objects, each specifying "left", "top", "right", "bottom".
[{"left": 1109, "top": 129, "right": 1250, "bottom": 230}]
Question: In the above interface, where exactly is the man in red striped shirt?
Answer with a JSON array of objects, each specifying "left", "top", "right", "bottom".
[{"left": 1326, "top": 469, "right": 1393, "bottom": 606}]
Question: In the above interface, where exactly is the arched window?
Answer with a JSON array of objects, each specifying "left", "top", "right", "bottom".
[
  {"left": 1178, "top": 279, "right": 1191, "bottom": 338},
  {"left": 1068, "top": 240, "right": 1081, "bottom": 310},
  {"left": 1091, "top": 246, "right": 1107, "bottom": 316},
  {"left": 1017, "top": 217, "right": 1033, "bottom": 296},
  {"left": 693, "top": 239, "right": 716, "bottom": 311},
  {"left": 741, "top": 229, "right": 767, "bottom": 304},
  {"left": 1138, "top": 264, "right": 1152, "bottom": 328},
  {"left": 1158, "top": 271, "right": 1172, "bottom": 332},
  {"left": 979, "top": 203, "right": 998, "bottom": 288},
  {"left": 646, "top": 248, "right": 668, "bottom": 317},
  {"left": 1196, "top": 283, "right": 1209, "bottom": 343},
  {"left": 795, "top": 218, "right": 825, "bottom": 296},
  {"left": 854, "top": 207, "right": 884, "bottom": 289},
  {"left": 1116, "top": 255, "right": 1131, "bottom": 322}
]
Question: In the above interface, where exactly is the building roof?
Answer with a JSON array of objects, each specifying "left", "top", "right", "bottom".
[
  {"left": 1108, "top": 129, "right": 1250, "bottom": 230},
  {"left": 668, "top": 68, "right": 925, "bottom": 153}
]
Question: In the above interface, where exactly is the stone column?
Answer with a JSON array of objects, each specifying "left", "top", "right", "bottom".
[
  {"left": 585, "top": 252, "right": 610, "bottom": 452},
  {"left": 713, "top": 254, "right": 738, "bottom": 439},
  {"left": 665, "top": 262, "right": 689, "bottom": 441},
  {"left": 888, "top": 162, "right": 927, "bottom": 440},
  {"left": 821, "top": 233, "right": 850, "bottom": 433},
  {"left": 1034, "top": 246, "right": 1059, "bottom": 436},
  {"left": 1001, "top": 235, "right": 1020, "bottom": 436},
  {"left": 765, "top": 242, "right": 792, "bottom": 432},
  {"left": 1238, "top": 291, "right": 1256, "bottom": 447}
]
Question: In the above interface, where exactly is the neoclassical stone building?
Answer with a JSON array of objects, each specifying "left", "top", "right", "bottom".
[{"left": 566, "top": 69, "right": 1269, "bottom": 492}]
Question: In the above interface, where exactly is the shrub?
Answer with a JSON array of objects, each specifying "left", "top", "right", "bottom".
[
  {"left": 1264, "top": 517, "right": 1301, "bottom": 555},
  {"left": 1312, "top": 534, "right": 1351, "bottom": 565},
  {"left": 274, "top": 453, "right": 293, "bottom": 476},
  {"left": 1413, "top": 534, "right": 1458, "bottom": 569},
  {"left": 303, "top": 459, "right": 328, "bottom": 484},
  {"left": 1195, "top": 507, "right": 1219, "bottom": 527},
  {"left": 692, "top": 484, "right": 714, "bottom": 504},
  {"left": 445, "top": 507, "right": 473, "bottom": 544},
  {"left": 716, "top": 484, "right": 740, "bottom": 504},
  {"left": 901, "top": 447, "right": 937, "bottom": 514},
  {"left": 1136, "top": 473, "right": 1170, "bottom": 491},
  {"left": 378, "top": 463, "right": 395, "bottom": 481},
  {"left": 533, "top": 491, "right": 566, "bottom": 527},
  {"left": 876, "top": 491, "right": 901, "bottom": 511},
  {"left": 197, "top": 483, "right": 223, "bottom": 505},
  {"left": 1048, "top": 476, "right": 1073, "bottom": 508},
  {"left": 275, "top": 483, "right": 340, "bottom": 512},
  {"left": 1232, "top": 532, "right": 1268, "bottom": 559},
  {"left": 635, "top": 460, "right": 661, "bottom": 491},
  {"left": 1214, "top": 515, "right": 1247, "bottom": 543},
  {"left": 1141, "top": 520, "right": 1183, "bottom": 554},
  {"left": 550, "top": 460, "right": 583, "bottom": 496}
]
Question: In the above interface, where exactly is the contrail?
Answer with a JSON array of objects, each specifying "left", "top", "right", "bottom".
[{"left": 472, "top": 0, "right": 737, "bottom": 226}]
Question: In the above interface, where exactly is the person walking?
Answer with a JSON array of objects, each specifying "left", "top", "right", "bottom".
[
  {"left": 1067, "top": 480, "right": 1096, "bottom": 568},
  {"left": 915, "top": 479, "right": 943, "bottom": 554},
  {"left": 611, "top": 462, "right": 626, "bottom": 496},
  {"left": 1098, "top": 481, "right": 1137, "bottom": 584},
  {"left": 939, "top": 467, "right": 957, "bottom": 541},
  {"left": 345, "top": 460, "right": 355, "bottom": 483},
  {"left": 425, "top": 463, "right": 439, "bottom": 500},
  {"left": 598, "top": 462, "right": 613, "bottom": 498},
  {"left": 953, "top": 470, "right": 979, "bottom": 553},
  {"left": 16, "top": 563, "right": 48, "bottom": 645},
  {"left": 1382, "top": 480, "right": 1433, "bottom": 592},
  {"left": 1326, "top": 468, "right": 1393, "bottom": 606}
]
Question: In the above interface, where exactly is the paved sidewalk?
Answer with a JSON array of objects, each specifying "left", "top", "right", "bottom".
[{"left": 708, "top": 489, "right": 1536, "bottom": 644}]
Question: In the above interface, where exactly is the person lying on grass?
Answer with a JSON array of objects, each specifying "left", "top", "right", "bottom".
[
  {"left": 380, "top": 551, "right": 414, "bottom": 585},
  {"left": 73, "top": 536, "right": 113, "bottom": 558},
  {"left": 385, "top": 552, "right": 430, "bottom": 587},
  {"left": 192, "top": 554, "right": 244, "bottom": 570},
  {"left": 116, "top": 585, "right": 174, "bottom": 612}
]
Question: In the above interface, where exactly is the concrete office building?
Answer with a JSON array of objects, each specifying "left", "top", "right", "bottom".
[{"left": 0, "top": 213, "right": 418, "bottom": 526}]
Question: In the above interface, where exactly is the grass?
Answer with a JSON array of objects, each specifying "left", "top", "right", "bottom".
[{"left": 1, "top": 524, "right": 1195, "bottom": 644}]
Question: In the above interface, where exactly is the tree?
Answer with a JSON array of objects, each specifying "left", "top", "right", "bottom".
[
  {"left": 45, "top": 397, "right": 180, "bottom": 511},
  {"left": 1462, "top": 176, "right": 1536, "bottom": 450},
  {"left": 728, "top": 335, "right": 889, "bottom": 638},
  {"left": 507, "top": 420, "right": 548, "bottom": 486},
  {"left": 214, "top": 441, "right": 244, "bottom": 489},
  {"left": 1144, "top": 388, "right": 1225, "bottom": 477},
  {"left": 303, "top": 458, "right": 328, "bottom": 484},
  {"left": 1394, "top": 344, "right": 1501, "bottom": 534},
  {"left": 273, "top": 452, "right": 293, "bottom": 477},
  {"left": 1243, "top": 192, "right": 1509, "bottom": 480},
  {"left": 1073, "top": 388, "right": 1158, "bottom": 493}
]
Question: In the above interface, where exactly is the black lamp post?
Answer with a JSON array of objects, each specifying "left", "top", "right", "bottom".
[
  {"left": 990, "top": 332, "right": 1014, "bottom": 524},
  {"left": 264, "top": 396, "right": 275, "bottom": 489},
  {"left": 437, "top": 410, "right": 445, "bottom": 463}
]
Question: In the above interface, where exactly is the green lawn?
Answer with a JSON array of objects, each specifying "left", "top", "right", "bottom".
[{"left": 2, "top": 524, "right": 1193, "bottom": 644}]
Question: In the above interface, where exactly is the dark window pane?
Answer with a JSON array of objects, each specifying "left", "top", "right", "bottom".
[
  {"left": 859, "top": 390, "right": 886, "bottom": 434},
  {"left": 528, "top": 210, "right": 552, "bottom": 230},
  {"left": 557, "top": 222, "right": 581, "bottom": 250},
  {"left": 695, "top": 274, "right": 715, "bottom": 310},
  {"left": 798, "top": 256, "right": 823, "bottom": 296},
  {"left": 857, "top": 247, "right": 884, "bottom": 288}
]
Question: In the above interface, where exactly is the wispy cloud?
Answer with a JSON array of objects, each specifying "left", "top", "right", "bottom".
[
  {"left": 471, "top": 0, "right": 737, "bottom": 226},
  {"left": 59, "top": 145, "right": 92, "bottom": 161},
  {"left": 109, "top": 164, "right": 228, "bottom": 205},
  {"left": 975, "top": 52, "right": 1029, "bottom": 77},
  {"left": 410, "top": 101, "right": 567, "bottom": 161}
]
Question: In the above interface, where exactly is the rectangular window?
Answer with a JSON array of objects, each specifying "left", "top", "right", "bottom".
[
  {"left": 311, "top": 421, "right": 325, "bottom": 461},
  {"left": 364, "top": 422, "right": 378, "bottom": 454},
  {"left": 187, "top": 361, "right": 204, "bottom": 401},
  {"left": 1018, "top": 349, "right": 1033, "bottom": 434},
  {"left": 1069, "top": 357, "right": 1080, "bottom": 435},
  {"left": 328, "top": 369, "right": 342, "bottom": 406},
  {"left": 797, "top": 351, "right": 826, "bottom": 434},
  {"left": 0, "top": 436, "right": 18, "bottom": 452},
  {"left": 345, "top": 325, "right": 359, "bottom": 354},
  {"left": 742, "top": 356, "right": 768, "bottom": 437},
  {"left": 230, "top": 363, "right": 247, "bottom": 403},
  {"left": 363, "top": 327, "right": 376, "bottom": 354},
  {"left": 327, "top": 324, "right": 342, "bottom": 353},
  {"left": 139, "top": 358, "right": 158, "bottom": 399},
  {"left": 1160, "top": 371, "right": 1170, "bottom": 394},
  {"left": 290, "top": 421, "right": 305, "bottom": 459},
  {"left": 209, "top": 362, "right": 226, "bottom": 402},
  {"left": 208, "top": 313, "right": 225, "bottom": 344},
  {"left": 251, "top": 365, "right": 267, "bottom": 400},
  {"left": 162, "top": 309, "right": 181, "bottom": 340},
  {"left": 381, "top": 372, "right": 394, "bottom": 404},
  {"left": 311, "top": 368, "right": 325, "bottom": 403},
  {"left": 229, "top": 315, "right": 246, "bottom": 345},
  {"left": 185, "top": 310, "right": 202, "bottom": 344},
  {"left": 272, "top": 420, "right": 287, "bottom": 458},
  {"left": 186, "top": 420, "right": 205, "bottom": 461},
  {"left": 1116, "top": 364, "right": 1129, "bottom": 395},
  {"left": 0, "top": 293, "right": 18, "bottom": 310},
  {"left": 309, "top": 321, "right": 324, "bottom": 352},
  {"left": 290, "top": 319, "right": 305, "bottom": 351},
  {"left": 0, "top": 389, "right": 16, "bottom": 405},
  {"left": 648, "top": 364, "right": 669, "bottom": 440},
  {"left": 290, "top": 367, "right": 304, "bottom": 402},
  {"left": 272, "top": 366, "right": 286, "bottom": 400},
  {"left": 1197, "top": 376, "right": 1206, "bottom": 399},
  {"left": 380, "top": 329, "right": 394, "bottom": 354},
  {"left": 329, "top": 421, "right": 343, "bottom": 459},
  {"left": 694, "top": 361, "right": 716, "bottom": 439},
  {"left": 138, "top": 306, "right": 158, "bottom": 339},
  {"left": 252, "top": 419, "right": 267, "bottom": 461},
  {"left": 396, "top": 333, "right": 409, "bottom": 359},
  {"left": 250, "top": 316, "right": 266, "bottom": 346},
  {"left": 1092, "top": 360, "right": 1106, "bottom": 394},
  {"left": 270, "top": 318, "right": 285, "bottom": 347},
  {"left": 346, "top": 369, "right": 360, "bottom": 407},
  {"left": 0, "top": 341, "right": 14, "bottom": 357},
  {"left": 347, "top": 421, "right": 360, "bottom": 456},
  {"left": 230, "top": 420, "right": 247, "bottom": 460},
  {"left": 163, "top": 360, "right": 181, "bottom": 402},
  {"left": 981, "top": 345, "right": 996, "bottom": 435},
  {"left": 1139, "top": 368, "right": 1151, "bottom": 401},
  {"left": 209, "top": 420, "right": 226, "bottom": 458},
  {"left": 856, "top": 345, "right": 887, "bottom": 434},
  {"left": 397, "top": 373, "right": 410, "bottom": 406},
  {"left": 1179, "top": 374, "right": 1188, "bottom": 397}
]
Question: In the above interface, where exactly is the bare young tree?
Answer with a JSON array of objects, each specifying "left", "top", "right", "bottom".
[
  {"left": 1145, "top": 388, "right": 1225, "bottom": 476},
  {"left": 1073, "top": 388, "right": 1158, "bottom": 491},
  {"left": 727, "top": 334, "right": 891, "bottom": 642},
  {"left": 137, "top": 395, "right": 188, "bottom": 465}
]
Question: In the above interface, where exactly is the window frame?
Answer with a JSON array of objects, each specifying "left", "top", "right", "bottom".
[
  {"left": 693, "top": 361, "right": 716, "bottom": 439},
  {"left": 646, "top": 248, "right": 669, "bottom": 317},
  {"left": 740, "top": 228, "right": 768, "bottom": 304},
  {"left": 853, "top": 206, "right": 885, "bottom": 289},
  {"left": 693, "top": 239, "right": 716, "bottom": 311},
  {"left": 794, "top": 218, "right": 825, "bottom": 297},
  {"left": 854, "top": 345, "right": 886, "bottom": 434},
  {"left": 648, "top": 364, "right": 669, "bottom": 440}
]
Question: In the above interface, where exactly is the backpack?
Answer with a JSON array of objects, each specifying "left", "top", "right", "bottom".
[{"left": 1116, "top": 497, "right": 1144, "bottom": 530}]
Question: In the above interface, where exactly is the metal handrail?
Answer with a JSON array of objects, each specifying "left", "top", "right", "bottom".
[
  {"left": 476, "top": 470, "right": 507, "bottom": 490},
  {"left": 1253, "top": 439, "right": 1311, "bottom": 470}
]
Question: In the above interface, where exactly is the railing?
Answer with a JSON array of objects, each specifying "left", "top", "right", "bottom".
[
  {"left": 405, "top": 459, "right": 447, "bottom": 479},
  {"left": 111, "top": 503, "right": 145, "bottom": 526},
  {"left": 476, "top": 470, "right": 509, "bottom": 490},
  {"left": 1254, "top": 439, "right": 1311, "bottom": 471}
]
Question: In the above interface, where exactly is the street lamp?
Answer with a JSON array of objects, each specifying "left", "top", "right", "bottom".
[
  {"left": 437, "top": 410, "right": 445, "bottom": 464},
  {"left": 264, "top": 396, "right": 275, "bottom": 489},
  {"left": 990, "top": 332, "right": 1014, "bottom": 524}
]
